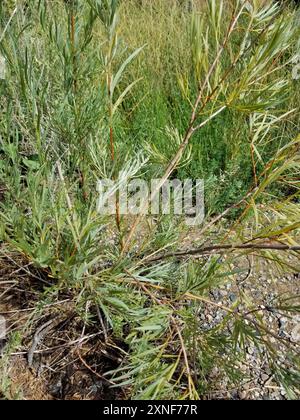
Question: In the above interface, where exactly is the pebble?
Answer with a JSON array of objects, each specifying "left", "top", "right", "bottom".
[
  {"left": 206, "top": 314, "right": 213, "bottom": 323},
  {"left": 238, "top": 391, "right": 247, "bottom": 400},
  {"left": 260, "top": 373, "right": 269, "bottom": 383},
  {"left": 210, "top": 367, "right": 219, "bottom": 378},
  {"left": 281, "top": 389, "right": 287, "bottom": 397},
  {"left": 211, "top": 290, "right": 222, "bottom": 300},
  {"left": 229, "top": 293, "right": 237, "bottom": 302},
  {"left": 201, "top": 263, "right": 299, "bottom": 400},
  {"left": 247, "top": 346, "right": 254, "bottom": 355},
  {"left": 291, "top": 324, "right": 300, "bottom": 343},
  {"left": 278, "top": 318, "right": 287, "bottom": 329}
]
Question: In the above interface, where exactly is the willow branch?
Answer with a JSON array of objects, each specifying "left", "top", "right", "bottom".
[
  {"left": 147, "top": 243, "right": 300, "bottom": 263},
  {"left": 121, "top": 2, "right": 279, "bottom": 255}
]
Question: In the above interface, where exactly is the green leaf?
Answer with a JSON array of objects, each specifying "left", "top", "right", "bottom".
[
  {"left": 110, "top": 46, "right": 145, "bottom": 96},
  {"left": 112, "top": 78, "right": 142, "bottom": 116}
]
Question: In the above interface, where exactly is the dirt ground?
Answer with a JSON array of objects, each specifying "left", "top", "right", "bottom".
[{"left": 0, "top": 247, "right": 128, "bottom": 400}]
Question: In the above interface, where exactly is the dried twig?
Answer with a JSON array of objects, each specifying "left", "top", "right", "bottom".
[
  {"left": 76, "top": 347, "right": 116, "bottom": 385},
  {"left": 28, "top": 316, "right": 64, "bottom": 368}
]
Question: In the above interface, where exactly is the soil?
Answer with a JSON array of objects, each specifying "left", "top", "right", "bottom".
[{"left": 0, "top": 247, "right": 127, "bottom": 400}]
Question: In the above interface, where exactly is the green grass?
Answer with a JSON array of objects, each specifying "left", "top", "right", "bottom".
[{"left": 114, "top": 0, "right": 300, "bottom": 214}]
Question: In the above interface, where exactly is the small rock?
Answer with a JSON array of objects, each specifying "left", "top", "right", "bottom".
[
  {"left": 206, "top": 314, "right": 213, "bottom": 323},
  {"left": 278, "top": 318, "right": 287, "bottom": 329},
  {"left": 254, "top": 391, "right": 261, "bottom": 398},
  {"left": 229, "top": 293, "right": 237, "bottom": 302},
  {"left": 280, "top": 388, "right": 287, "bottom": 397},
  {"left": 231, "top": 390, "right": 239, "bottom": 400},
  {"left": 211, "top": 290, "right": 221, "bottom": 300},
  {"left": 247, "top": 346, "right": 254, "bottom": 355},
  {"left": 291, "top": 324, "right": 300, "bottom": 343},
  {"left": 209, "top": 367, "right": 219, "bottom": 378},
  {"left": 240, "top": 364, "right": 248, "bottom": 373},
  {"left": 238, "top": 390, "right": 247, "bottom": 400},
  {"left": 220, "top": 290, "right": 228, "bottom": 298},
  {"left": 260, "top": 373, "right": 269, "bottom": 383}
]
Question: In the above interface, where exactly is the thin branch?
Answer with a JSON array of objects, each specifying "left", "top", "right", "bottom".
[
  {"left": 124, "top": 269, "right": 198, "bottom": 398},
  {"left": 123, "top": 270, "right": 299, "bottom": 352},
  {"left": 120, "top": 5, "right": 245, "bottom": 255},
  {"left": 121, "top": 1, "right": 277, "bottom": 255},
  {"left": 76, "top": 347, "right": 116, "bottom": 386},
  {"left": 197, "top": 187, "right": 258, "bottom": 237},
  {"left": 121, "top": 105, "right": 228, "bottom": 255},
  {"left": 147, "top": 243, "right": 300, "bottom": 263}
]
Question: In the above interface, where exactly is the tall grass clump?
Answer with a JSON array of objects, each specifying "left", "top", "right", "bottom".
[{"left": 0, "top": 0, "right": 299, "bottom": 400}]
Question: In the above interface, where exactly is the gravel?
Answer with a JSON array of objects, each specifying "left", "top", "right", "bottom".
[{"left": 202, "top": 259, "right": 300, "bottom": 400}]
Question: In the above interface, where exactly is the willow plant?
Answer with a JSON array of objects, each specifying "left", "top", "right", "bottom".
[
  {"left": 0, "top": 0, "right": 299, "bottom": 401},
  {"left": 88, "top": 0, "right": 144, "bottom": 246},
  {"left": 111, "top": 0, "right": 300, "bottom": 399}
]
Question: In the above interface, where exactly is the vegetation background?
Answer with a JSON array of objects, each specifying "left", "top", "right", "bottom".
[{"left": 0, "top": 0, "right": 299, "bottom": 400}]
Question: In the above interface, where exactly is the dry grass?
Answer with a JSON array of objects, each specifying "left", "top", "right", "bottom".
[{"left": 6, "top": 358, "right": 51, "bottom": 400}]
